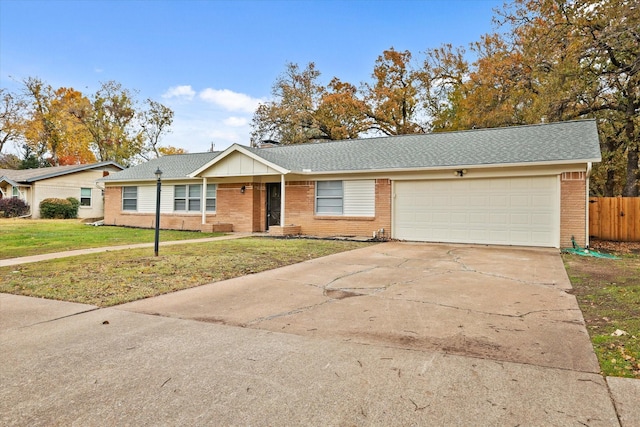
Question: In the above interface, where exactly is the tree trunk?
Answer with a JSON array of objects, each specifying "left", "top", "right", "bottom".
[
  {"left": 605, "top": 168, "right": 616, "bottom": 197},
  {"left": 622, "top": 146, "right": 639, "bottom": 196}
]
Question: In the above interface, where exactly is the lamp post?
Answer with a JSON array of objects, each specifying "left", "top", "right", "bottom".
[{"left": 154, "top": 167, "right": 162, "bottom": 256}]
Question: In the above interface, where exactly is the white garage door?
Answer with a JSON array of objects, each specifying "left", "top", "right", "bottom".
[{"left": 393, "top": 176, "right": 559, "bottom": 247}]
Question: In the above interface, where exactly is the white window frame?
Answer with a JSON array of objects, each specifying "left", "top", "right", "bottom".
[
  {"left": 122, "top": 186, "right": 138, "bottom": 211},
  {"left": 315, "top": 181, "right": 343, "bottom": 215},
  {"left": 80, "top": 187, "right": 92, "bottom": 207},
  {"left": 174, "top": 184, "right": 202, "bottom": 212}
]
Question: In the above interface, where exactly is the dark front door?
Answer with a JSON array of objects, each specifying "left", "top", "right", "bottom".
[{"left": 266, "top": 183, "right": 281, "bottom": 228}]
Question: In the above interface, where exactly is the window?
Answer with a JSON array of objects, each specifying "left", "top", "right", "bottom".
[
  {"left": 122, "top": 187, "right": 137, "bottom": 211},
  {"left": 80, "top": 188, "right": 92, "bottom": 206},
  {"left": 12, "top": 187, "right": 19, "bottom": 198},
  {"left": 315, "top": 180, "right": 376, "bottom": 216},
  {"left": 206, "top": 184, "right": 217, "bottom": 212},
  {"left": 174, "top": 184, "right": 202, "bottom": 212},
  {"left": 316, "top": 181, "right": 343, "bottom": 215}
]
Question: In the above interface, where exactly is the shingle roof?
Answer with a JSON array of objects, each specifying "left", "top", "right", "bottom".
[
  {"left": 100, "top": 152, "right": 221, "bottom": 182},
  {"left": 0, "top": 161, "right": 123, "bottom": 183},
  {"left": 101, "top": 120, "right": 601, "bottom": 182},
  {"left": 246, "top": 119, "right": 601, "bottom": 172}
]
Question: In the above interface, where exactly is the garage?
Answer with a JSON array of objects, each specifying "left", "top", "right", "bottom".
[{"left": 393, "top": 176, "right": 559, "bottom": 247}]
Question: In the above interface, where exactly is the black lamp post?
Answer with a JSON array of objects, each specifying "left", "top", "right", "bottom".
[{"left": 154, "top": 167, "right": 162, "bottom": 256}]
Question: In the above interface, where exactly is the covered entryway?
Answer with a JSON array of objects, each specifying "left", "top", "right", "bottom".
[{"left": 393, "top": 176, "right": 559, "bottom": 247}]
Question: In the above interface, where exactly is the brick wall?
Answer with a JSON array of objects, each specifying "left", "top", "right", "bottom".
[
  {"left": 282, "top": 179, "right": 392, "bottom": 238},
  {"left": 104, "top": 183, "right": 259, "bottom": 232},
  {"left": 560, "top": 172, "right": 587, "bottom": 248}
]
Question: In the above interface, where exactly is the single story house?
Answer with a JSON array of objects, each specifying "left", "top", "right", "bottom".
[
  {"left": 0, "top": 162, "right": 124, "bottom": 219},
  {"left": 100, "top": 120, "right": 601, "bottom": 248}
]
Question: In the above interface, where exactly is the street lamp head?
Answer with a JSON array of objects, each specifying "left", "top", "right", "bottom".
[{"left": 155, "top": 167, "right": 163, "bottom": 180}]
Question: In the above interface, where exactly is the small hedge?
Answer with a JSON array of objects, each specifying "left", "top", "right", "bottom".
[
  {"left": 0, "top": 198, "right": 30, "bottom": 218},
  {"left": 39, "top": 197, "right": 79, "bottom": 219}
]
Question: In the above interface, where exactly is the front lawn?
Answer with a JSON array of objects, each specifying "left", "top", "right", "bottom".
[
  {"left": 0, "top": 237, "right": 373, "bottom": 306},
  {"left": 563, "top": 248, "right": 640, "bottom": 379},
  {"left": 0, "top": 219, "right": 223, "bottom": 259}
]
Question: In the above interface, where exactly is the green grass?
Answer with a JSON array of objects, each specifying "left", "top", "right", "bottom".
[
  {"left": 563, "top": 253, "right": 640, "bottom": 379},
  {"left": 0, "top": 218, "right": 223, "bottom": 259},
  {"left": 0, "top": 237, "right": 373, "bottom": 306}
]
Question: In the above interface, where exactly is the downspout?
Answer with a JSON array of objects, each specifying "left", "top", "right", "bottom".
[
  {"left": 202, "top": 177, "right": 207, "bottom": 225},
  {"left": 280, "top": 174, "right": 285, "bottom": 227},
  {"left": 585, "top": 162, "right": 592, "bottom": 248}
]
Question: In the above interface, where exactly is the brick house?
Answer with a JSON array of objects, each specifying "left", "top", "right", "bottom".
[
  {"left": 100, "top": 120, "right": 601, "bottom": 248},
  {"left": 0, "top": 162, "right": 123, "bottom": 219}
]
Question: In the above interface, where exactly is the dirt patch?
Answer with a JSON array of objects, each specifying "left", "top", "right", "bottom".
[
  {"left": 353, "top": 331, "right": 507, "bottom": 361},
  {"left": 590, "top": 239, "right": 640, "bottom": 255}
]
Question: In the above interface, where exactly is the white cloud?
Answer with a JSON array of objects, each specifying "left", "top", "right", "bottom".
[
  {"left": 223, "top": 116, "right": 248, "bottom": 127},
  {"left": 162, "top": 85, "right": 196, "bottom": 100},
  {"left": 199, "top": 88, "right": 261, "bottom": 113}
]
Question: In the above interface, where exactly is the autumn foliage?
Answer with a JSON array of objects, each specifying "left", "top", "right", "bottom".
[{"left": 251, "top": 0, "right": 639, "bottom": 196}]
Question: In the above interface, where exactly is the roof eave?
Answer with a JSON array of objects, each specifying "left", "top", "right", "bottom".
[
  {"left": 24, "top": 161, "right": 125, "bottom": 183},
  {"left": 290, "top": 158, "right": 602, "bottom": 176}
]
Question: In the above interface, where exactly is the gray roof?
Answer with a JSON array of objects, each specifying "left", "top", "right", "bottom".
[
  {"left": 101, "top": 120, "right": 601, "bottom": 182},
  {"left": 0, "top": 161, "right": 123, "bottom": 183},
  {"left": 247, "top": 119, "right": 601, "bottom": 172},
  {"left": 100, "top": 152, "right": 221, "bottom": 182}
]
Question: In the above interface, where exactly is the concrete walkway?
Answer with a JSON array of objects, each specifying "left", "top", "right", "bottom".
[
  {"left": 0, "top": 232, "right": 253, "bottom": 267},
  {"left": 2, "top": 241, "right": 638, "bottom": 425}
]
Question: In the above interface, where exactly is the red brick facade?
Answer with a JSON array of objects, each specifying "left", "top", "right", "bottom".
[
  {"left": 560, "top": 172, "right": 587, "bottom": 248},
  {"left": 104, "top": 173, "right": 587, "bottom": 247}
]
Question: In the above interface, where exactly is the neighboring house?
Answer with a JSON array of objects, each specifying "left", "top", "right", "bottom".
[
  {"left": 0, "top": 162, "right": 124, "bottom": 219},
  {"left": 100, "top": 120, "right": 601, "bottom": 249}
]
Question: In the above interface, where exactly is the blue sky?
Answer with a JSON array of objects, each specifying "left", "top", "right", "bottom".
[{"left": 1, "top": 0, "right": 504, "bottom": 154}]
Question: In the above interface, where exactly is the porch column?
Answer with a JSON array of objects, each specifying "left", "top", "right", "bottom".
[
  {"left": 201, "top": 177, "right": 207, "bottom": 225},
  {"left": 280, "top": 174, "right": 285, "bottom": 226}
]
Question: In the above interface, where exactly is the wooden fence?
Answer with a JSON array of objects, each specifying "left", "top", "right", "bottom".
[{"left": 589, "top": 197, "right": 640, "bottom": 241}]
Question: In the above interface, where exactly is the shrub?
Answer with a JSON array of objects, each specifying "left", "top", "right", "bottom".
[
  {"left": 67, "top": 197, "right": 80, "bottom": 218},
  {"left": 40, "top": 198, "right": 78, "bottom": 219},
  {"left": 0, "top": 198, "right": 30, "bottom": 218}
]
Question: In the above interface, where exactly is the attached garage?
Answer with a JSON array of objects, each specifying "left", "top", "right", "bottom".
[
  {"left": 102, "top": 120, "right": 601, "bottom": 249},
  {"left": 393, "top": 176, "right": 559, "bottom": 247}
]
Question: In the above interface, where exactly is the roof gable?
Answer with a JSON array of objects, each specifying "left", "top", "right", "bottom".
[{"left": 189, "top": 144, "right": 288, "bottom": 177}]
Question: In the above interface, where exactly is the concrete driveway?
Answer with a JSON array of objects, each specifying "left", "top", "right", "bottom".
[
  {"left": 120, "top": 242, "right": 597, "bottom": 372},
  {"left": 2, "top": 242, "right": 634, "bottom": 425}
]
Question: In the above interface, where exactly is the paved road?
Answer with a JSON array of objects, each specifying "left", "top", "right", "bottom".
[{"left": 2, "top": 242, "right": 638, "bottom": 425}]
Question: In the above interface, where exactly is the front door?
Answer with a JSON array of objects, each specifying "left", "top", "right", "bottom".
[{"left": 266, "top": 183, "right": 281, "bottom": 229}]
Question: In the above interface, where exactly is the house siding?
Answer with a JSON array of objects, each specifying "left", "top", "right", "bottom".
[
  {"left": 31, "top": 170, "right": 108, "bottom": 219},
  {"left": 560, "top": 172, "right": 587, "bottom": 248},
  {"left": 105, "top": 182, "right": 259, "bottom": 232}
]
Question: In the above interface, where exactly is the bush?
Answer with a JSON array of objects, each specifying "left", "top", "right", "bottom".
[
  {"left": 67, "top": 197, "right": 80, "bottom": 218},
  {"left": 0, "top": 198, "right": 30, "bottom": 218},
  {"left": 39, "top": 198, "right": 78, "bottom": 219}
]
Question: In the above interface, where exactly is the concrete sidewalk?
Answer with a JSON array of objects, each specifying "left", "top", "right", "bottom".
[
  {"left": 2, "top": 242, "right": 638, "bottom": 425},
  {"left": 0, "top": 232, "right": 253, "bottom": 267}
]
